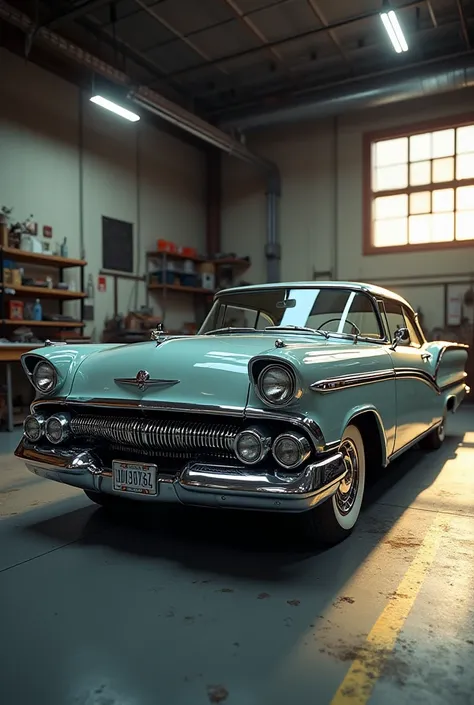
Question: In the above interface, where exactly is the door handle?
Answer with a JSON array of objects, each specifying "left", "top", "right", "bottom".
[{"left": 421, "top": 353, "right": 432, "bottom": 363}]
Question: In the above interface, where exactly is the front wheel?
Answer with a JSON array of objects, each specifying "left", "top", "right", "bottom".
[
  {"left": 419, "top": 412, "right": 446, "bottom": 451},
  {"left": 299, "top": 424, "right": 366, "bottom": 547}
]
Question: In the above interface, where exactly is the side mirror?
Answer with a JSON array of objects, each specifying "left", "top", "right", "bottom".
[{"left": 390, "top": 327, "right": 410, "bottom": 350}]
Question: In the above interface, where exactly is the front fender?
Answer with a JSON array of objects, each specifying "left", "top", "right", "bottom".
[{"left": 21, "top": 344, "right": 123, "bottom": 400}]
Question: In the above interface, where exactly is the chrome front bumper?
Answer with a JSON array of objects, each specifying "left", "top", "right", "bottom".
[{"left": 15, "top": 441, "right": 346, "bottom": 513}]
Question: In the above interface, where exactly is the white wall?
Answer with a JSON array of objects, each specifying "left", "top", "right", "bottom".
[
  {"left": 222, "top": 88, "right": 474, "bottom": 333},
  {"left": 0, "top": 48, "right": 207, "bottom": 338}
]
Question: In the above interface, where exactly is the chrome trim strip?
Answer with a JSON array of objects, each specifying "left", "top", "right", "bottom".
[
  {"left": 434, "top": 343, "right": 469, "bottom": 379},
  {"left": 248, "top": 356, "right": 303, "bottom": 408},
  {"left": 31, "top": 398, "right": 246, "bottom": 417},
  {"left": 69, "top": 414, "right": 240, "bottom": 453},
  {"left": 311, "top": 369, "right": 395, "bottom": 393},
  {"left": 114, "top": 378, "right": 180, "bottom": 390},
  {"left": 15, "top": 441, "right": 347, "bottom": 512},
  {"left": 244, "top": 407, "right": 325, "bottom": 451},
  {"left": 346, "top": 407, "right": 388, "bottom": 467},
  {"left": 310, "top": 368, "right": 467, "bottom": 396}
]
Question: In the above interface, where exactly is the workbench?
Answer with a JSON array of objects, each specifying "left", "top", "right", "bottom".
[{"left": 0, "top": 344, "right": 36, "bottom": 432}]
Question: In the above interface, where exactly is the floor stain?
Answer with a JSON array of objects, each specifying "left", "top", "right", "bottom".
[
  {"left": 207, "top": 684, "right": 229, "bottom": 703},
  {"left": 385, "top": 538, "right": 422, "bottom": 549},
  {"left": 287, "top": 599, "right": 300, "bottom": 607},
  {"left": 257, "top": 592, "right": 270, "bottom": 600},
  {"left": 335, "top": 596, "right": 355, "bottom": 605},
  {"left": 216, "top": 588, "right": 234, "bottom": 593}
]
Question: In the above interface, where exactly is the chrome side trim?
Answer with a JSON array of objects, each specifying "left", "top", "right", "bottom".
[
  {"left": 311, "top": 369, "right": 395, "bottom": 393},
  {"left": 310, "top": 368, "right": 467, "bottom": 396}
]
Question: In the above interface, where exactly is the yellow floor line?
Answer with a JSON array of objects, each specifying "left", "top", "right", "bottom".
[{"left": 330, "top": 513, "right": 445, "bottom": 705}]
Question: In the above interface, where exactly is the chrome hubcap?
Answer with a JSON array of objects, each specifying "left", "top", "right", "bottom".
[{"left": 335, "top": 438, "right": 360, "bottom": 515}]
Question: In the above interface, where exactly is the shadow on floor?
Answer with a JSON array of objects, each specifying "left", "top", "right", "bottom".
[{"left": 20, "top": 433, "right": 463, "bottom": 586}]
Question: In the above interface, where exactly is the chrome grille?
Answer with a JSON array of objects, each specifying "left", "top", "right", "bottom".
[{"left": 70, "top": 415, "right": 239, "bottom": 454}]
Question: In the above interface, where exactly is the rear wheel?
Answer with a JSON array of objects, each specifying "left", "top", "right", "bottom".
[
  {"left": 300, "top": 424, "right": 366, "bottom": 547},
  {"left": 419, "top": 412, "right": 446, "bottom": 451}
]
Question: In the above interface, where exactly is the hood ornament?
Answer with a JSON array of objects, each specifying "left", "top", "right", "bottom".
[
  {"left": 135, "top": 369, "right": 150, "bottom": 390},
  {"left": 114, "top": 369, "right": 180, "bottom": 391},
  {"left": 151, "top": 323, "right": 166, "bottom": 344}
]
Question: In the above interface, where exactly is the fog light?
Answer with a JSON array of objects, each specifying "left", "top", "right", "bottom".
[
  {"left": 45, "top": 414, "right": 70, "bottom": 444},
  {"left": 234, "top": 427, "right": 271, "bottom": 465},
  {"left": 24, "top": 414, "right": 44, "bottom": 442},
  {"left": 272, "top": 433, "right": 311, "bottom": 469}
]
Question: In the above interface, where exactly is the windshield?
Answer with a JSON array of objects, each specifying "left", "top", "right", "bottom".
[{"left": 199, "top": 287, "right": 384, "bottom": 340}]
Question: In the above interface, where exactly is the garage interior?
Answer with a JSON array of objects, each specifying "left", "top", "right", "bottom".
[{"left": 1, "top": 0, "right": 474, "bottom": 703}]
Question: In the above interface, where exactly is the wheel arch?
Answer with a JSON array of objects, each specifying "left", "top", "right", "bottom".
[{"left": 344, "top": 407, "right": 388, "bottom": 469}]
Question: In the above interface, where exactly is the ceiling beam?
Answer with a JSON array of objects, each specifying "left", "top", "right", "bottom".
[
  {"left": 165, "top": 0, "right": 428, "bottom": 79},
  {"left": 133, "top": 0, "right": 229, "bottom": 75},
  {"left": 455, "top": 0, "right": 471, "bottom": 49},
  {"left": 221, "top": 0, "right": 285, "bottom": 65},
  {"left": 305, "top": 0, "right": 351, "bottom": 66},
  {"left": 45, "top": 0, "right": 113, "bottom": 28}
]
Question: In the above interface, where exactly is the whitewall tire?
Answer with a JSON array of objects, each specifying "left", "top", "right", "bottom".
[
  {"left": 300, "top": 424, "right": 366, "bottom": 546},
  {"left": 420, "top": 411, "right": 447, "bottom": 451}
]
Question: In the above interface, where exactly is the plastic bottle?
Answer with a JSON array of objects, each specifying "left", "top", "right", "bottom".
[
  {"left": 60, "top": 237, "right": 68, "bottom": 258},
  {"left": 33, "top": 298, "right": 42, "bottom": 321}
]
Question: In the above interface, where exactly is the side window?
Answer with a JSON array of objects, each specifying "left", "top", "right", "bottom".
[
  {"left": 346, "top": 293, "right": 383, "bottom": 339},
  {"left": 306, "top": 291, "right": 382, "bottom": 338},
  {"left": 217, "top": 306, "right": 274, "bottom": 329},
  {"left": 384, "top": 300, "right": 421, "bottom": 347},
  {"left": 403, "top": 307, "right": 423, "bottom": 347},
  {"left": 384, "top": 300, "right": 406, "bottom": 340}
]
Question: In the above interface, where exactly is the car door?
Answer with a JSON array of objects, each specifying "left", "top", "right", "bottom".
[{"left": 382, "top": 299, "right": 438, "bottom": 452}]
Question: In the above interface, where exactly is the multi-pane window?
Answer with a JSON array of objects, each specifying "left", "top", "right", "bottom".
[{"left": 367, "top": 121, "right": 474, "bottom": 251}]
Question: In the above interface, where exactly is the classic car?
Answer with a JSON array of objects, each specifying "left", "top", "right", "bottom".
[{"left": 15, "top": 281, "right": 469, "bottom": 546}]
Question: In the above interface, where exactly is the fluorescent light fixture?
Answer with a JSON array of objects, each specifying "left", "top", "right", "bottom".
[
  {"left": 90, "top": 95, "right": 140, "bottom": 122},
  {"left": 380, "top": 10, "right": 409, "bottom": 53}
]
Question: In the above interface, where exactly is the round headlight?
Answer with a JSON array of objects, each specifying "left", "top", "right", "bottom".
[
  {"left": 257, "top": 365, "right": 296, "bottom": 406},
  {"left": 24, "top": 414, "right": 44, "bottom": 442},
  {"left": 45, "top": 414, "right": 70, "bottom": 444},
  {"left": 33, "top": 361, "right": 57, "bottom": 393},
  {"left": 234, "top": 427, "right": 270, "bottom": 465},
  {"left": 272, "top": 433, "right": 311, "bottom": 469}
]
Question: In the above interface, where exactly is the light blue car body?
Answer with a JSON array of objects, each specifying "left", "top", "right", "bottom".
[{"left": 14, "top": 281, "right": 469, "bottom": 518}]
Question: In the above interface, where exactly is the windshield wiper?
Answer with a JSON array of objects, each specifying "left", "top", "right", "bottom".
[
  {"left": 204, "top": 327, "right": 257, "bottom": 335},
  {"left": 265, "top": 325, "right": 329, "bottom": 339}
]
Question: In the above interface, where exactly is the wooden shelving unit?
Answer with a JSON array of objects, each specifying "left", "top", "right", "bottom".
[
  {"left": 0, "top": 246, "right": 87, "bottom": 342},
  {"left": 2, "top": 319, "right": 86, "bottom": 328},
  {"left": 145, "top": 250, "right": 250, "bottom": 326},
  {"left": 1, "top": 284, "right": 86, "bottom": 300},
  {"left": 1, "top": 246, "right": 86, "bottom": 269}
]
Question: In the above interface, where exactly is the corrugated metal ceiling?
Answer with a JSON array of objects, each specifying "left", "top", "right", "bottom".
[{"left": 4, "top": 0, "right": 474, "bottom": 117}]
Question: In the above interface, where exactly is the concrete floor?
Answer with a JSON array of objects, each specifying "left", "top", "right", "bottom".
[{"left": 1, "top": 411, "right": 474, "bottom": 705}]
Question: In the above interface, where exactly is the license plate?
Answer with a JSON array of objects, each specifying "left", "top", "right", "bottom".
[{"left": 112, "top": 461, "right": 158, "bottom": 496}]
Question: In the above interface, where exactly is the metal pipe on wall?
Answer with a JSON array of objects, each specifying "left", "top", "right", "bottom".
[{"left": 0, "top": 0, "right": 281, "bottom": 282}]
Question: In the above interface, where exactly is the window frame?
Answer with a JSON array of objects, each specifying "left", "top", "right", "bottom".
[
  {"left": 363, "top": 113, "right": 474, "bottom": 255},
  {"left": 379, "top": 298, "right": 425, "bottom": 349}
]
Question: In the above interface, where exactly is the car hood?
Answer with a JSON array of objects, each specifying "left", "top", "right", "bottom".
[{"left": 67, "top": 335, "right": 286, "bottom": 410}]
